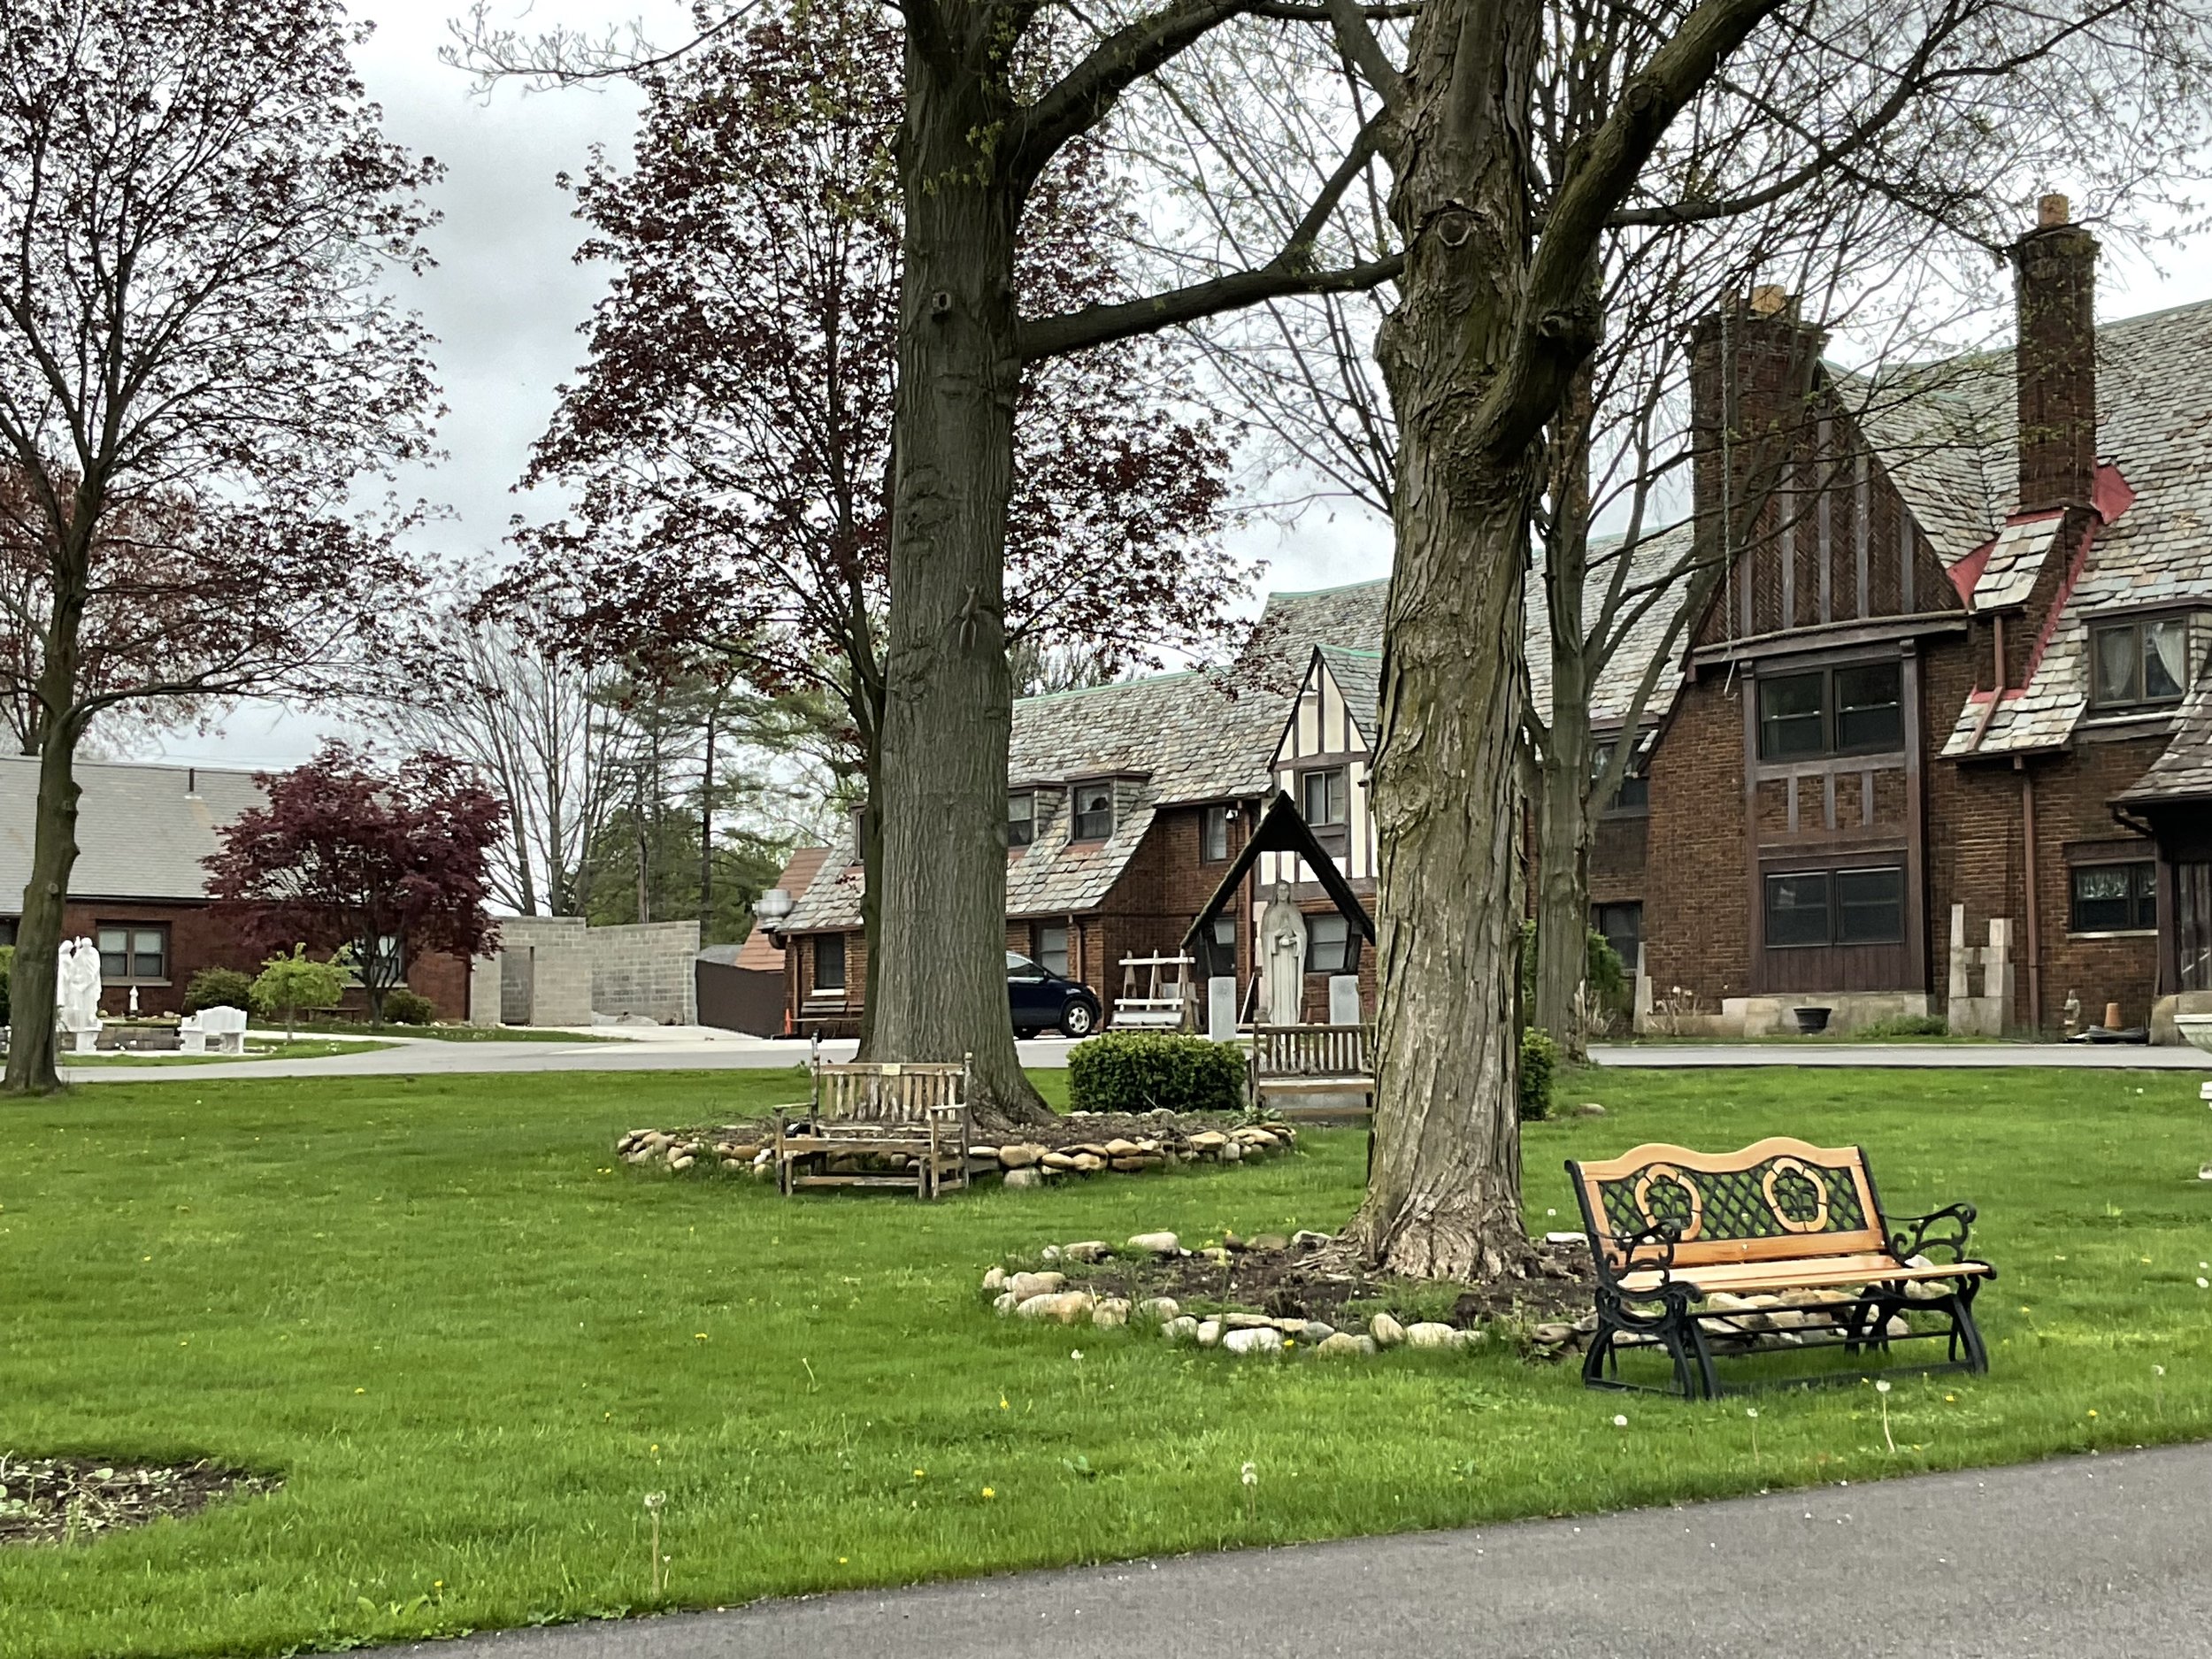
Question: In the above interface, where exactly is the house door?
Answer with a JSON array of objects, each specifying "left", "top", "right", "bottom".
[{"left": 2178, "top": 863, "right": 2212, "bottom": 992}]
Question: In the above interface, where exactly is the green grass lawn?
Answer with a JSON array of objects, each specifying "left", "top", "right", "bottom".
[
  {"left": 3, "top": 1065, "right": 2208, "bottom": 1657},
  {"left": 59, "top": 1041, "right": 396, "bottom": 1068}
]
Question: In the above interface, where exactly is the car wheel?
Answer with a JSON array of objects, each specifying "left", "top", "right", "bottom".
[{"left": 1058, "top": 1001, "right": 1096, "bottom": 1038}]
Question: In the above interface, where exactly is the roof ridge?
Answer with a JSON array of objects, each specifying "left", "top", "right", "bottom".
[
  {"left": 1015, "top": 668, "right": 1203, "bottom": 706},
  {"left": 1268, "top": 575, "right": 1391, "bottom": 599}
]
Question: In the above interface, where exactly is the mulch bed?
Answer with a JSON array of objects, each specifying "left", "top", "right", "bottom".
[
  {"left": 1057, "top": 1233, "right": 1598, "bottom": 1330},
  {"left": 0, "top": 1455, "right": 275, "bottom": 1547}
]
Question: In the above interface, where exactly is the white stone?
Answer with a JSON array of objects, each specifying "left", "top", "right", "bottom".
[
  {"left": 1314, "top": 1332, "right": 1374, "bottom": 1357},
  {"left": 1091, "top": 1298, "right": 1131, "bottom": 1329},
  {"left": 980, "top": 1266, "right": 1006, "bottom": 1293},
  {"left": 1002, "top": 1168, "right": 1044, "bottom": 1190},
  {"left": 1062, "top": 1240, "right": 1110, "bottom": 1263},
  {"left": 1163, "top": 1316, "right": 1200, "bottom": 1343},
  {"left": 1126, "top": 1232, "right": 1180, "bottom": 1255},
  {"left": 994, "top": 1292, "right": 1018, "bottom": 1316},
  {"left": 1134, "top": 1297, "right": 1181, "bottom": 1322},
  {"left": 1006, "top": 1271, "right": 1066, "bottom": 1301},
  {"left": 1017, "top": 1292, "right": 1093, "bottom": 1324},
  {"left": 1218, "top": 1142, "right": 1242, "bottom": 1163},
  {"left": 1404, "top": 1322, "right": 1460, "bottom": 1349},
  {"left": 1195, "top": 1319, "right": 1223, "bottom": 1348},
  {"left": 1368, "top": 1312, "right": 1406, "bottom": 1348},
  {"left": 1223, "top": 1325, "right": 1284, "bottom": 1356}
]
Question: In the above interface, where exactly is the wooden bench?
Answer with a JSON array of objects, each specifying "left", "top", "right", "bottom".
[
  {"left": 1248, "top": 1024, "right": 1374, "bottom": 1121},
  {"left": 772, "top": 1054, "right": 972, "bottom": 1200},
  {"left": 1566, "top": 1136, "right": 1994, "bottom": 1398}
]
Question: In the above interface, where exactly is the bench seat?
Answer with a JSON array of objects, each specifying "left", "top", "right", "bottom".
[{"left": 1568, "top": 1135, "right": 1994, "bottom": 1398}]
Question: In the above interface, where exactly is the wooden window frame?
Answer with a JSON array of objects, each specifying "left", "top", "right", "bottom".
[
  {"left": 2068, "top": 860, "right": 2158, "bottom": 935},
  {"left": 96, "top": 921, "right": 172, "bottom": 985},
  {"left": 1761, "top": 864, "right": 1905, "bottom": 949},
  {"left": 1306, "top": 911, "right": 1357, "bottom": 975},
  {"left": 1200, "top": 803, "right": 1235, "bottom": 864},
  {"left": 810, "top": 933, "right": 849, "bottom": 994},
  {"left": 1007, "top": 793, "right": 1036, "bottom": 849},
  {"left": 2087, "top": 614, "right": 2191, "bottom": 712},
  {"left": 1756, "top": 660, "right": 1904, "bottom": 761},
  {"left": 1069, "top": 780, "right": 1115, "bottom": 842}
]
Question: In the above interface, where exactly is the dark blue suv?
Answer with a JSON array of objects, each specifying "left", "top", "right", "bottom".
[{"left": 1007, "top": 952, "right": 1101, "bottom": 1039}]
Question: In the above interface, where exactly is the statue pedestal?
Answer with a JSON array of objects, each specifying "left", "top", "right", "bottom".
[{"left": 73, "top": 1027, "right": 101, "bottom": 1056}]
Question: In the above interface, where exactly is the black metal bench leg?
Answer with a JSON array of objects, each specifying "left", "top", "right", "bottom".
[
  {"left": 1950, "top": 1279, "right": 1990, "bottom": 1373},
  {"left": 1680, "top": 1311, "right": 1721, "bottom": 1400}
]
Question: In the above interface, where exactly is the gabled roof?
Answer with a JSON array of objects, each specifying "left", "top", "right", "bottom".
[
  {"left": 1923, "top": 298, "right": 2212, "bottom": 758},
  {"left": 0, "top": 756, "right": 265, "bottom": 904},
  {"left": 1179, "top": 789, "right": 1374, "bottom": 953},
  {"left": 1314, "top": 646, "right": 1384, "bottom": 744}
]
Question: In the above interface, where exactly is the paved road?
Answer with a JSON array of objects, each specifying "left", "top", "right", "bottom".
[
  {"left": 64, "top": 1032, "right": 2208, "bottom": 1083},
  {"left": 408, "top": 1441, "right": 2212, "bottom": 1659}
]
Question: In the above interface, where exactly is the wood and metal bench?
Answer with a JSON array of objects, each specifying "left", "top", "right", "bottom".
[
  {"left": 772, "top": 1053, "right": 972, "bottom": 1200},
  {"left": 1248, "top": 1023, "right": 1374, "bottom": 1121},
  {"left": 1566, "top": 1136, "right": 1994, "bottom": 1398}
]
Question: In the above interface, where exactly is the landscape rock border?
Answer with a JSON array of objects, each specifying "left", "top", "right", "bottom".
[{"left": 612, "top": 1113, "right": 1300, "bottom": 1185}]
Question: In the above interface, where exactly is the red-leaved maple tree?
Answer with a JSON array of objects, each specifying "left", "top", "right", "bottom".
[{"left": 205, "top": 743, "right": 505, "bottom": 1023}]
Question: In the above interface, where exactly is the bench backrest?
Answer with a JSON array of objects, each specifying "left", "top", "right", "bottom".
[
  {"left": 196, "top": 1005, "right": 249, "bottom": 1034},
  {"left": 810, "top": 1056, "right": 970, "bottom": 1122},
  {"left": 1251, "top": 1024, "right": 1371, "bottom": 1079},
  {"left": 1566, "top": 1136, "right": 1887, "bottom": 1275}
]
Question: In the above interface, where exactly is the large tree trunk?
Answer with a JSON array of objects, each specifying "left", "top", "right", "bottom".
[
  {"left": 5, "top": 620, "right": 87, "bottom": 1095},
  {"left": 1346, "top": 0, "right": 1546, "bottom": 1281},
  {"left": 1532, "top": 718, "right": 1595, "bottom": 1059},
  {"left": 869, "top": 47, "right": 1049, "bottom": 1126}
]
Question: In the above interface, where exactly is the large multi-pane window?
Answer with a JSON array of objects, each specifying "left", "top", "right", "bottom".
[
  {"left": 2090, "top": 617, "right": 2188, "bottom": 710},
  {"left": 1007, "top": 793, "right": 1035, "bottom": 848},
  {"left": 1071, "top": 782, "right": 1114, "bottom": 841},
  {"left": 1034, "top": 923, "right": 1071, "bottom": 977},
  {"left": 1300, "top": 766, "right": 1348, "bottom": 826},
  {"left": 1756, "top": 662, "right": 1904, "bottom": 759},
  {"left": 96, "top": 923, "right": 169, "bottom": 982},
  {"left": 1592, "top": 902, "right": 1643, "bottom": 972},
  {"left": 1763, "top": 866, "right": 1905, "bottom": 948},
  {"left": 2070, "top": 862, "right": 2157, "bottom": 932}
]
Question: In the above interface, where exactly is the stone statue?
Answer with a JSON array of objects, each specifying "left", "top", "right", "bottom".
[
  {"left": 1258, "top": 882, "right": 1307, "bottom": 1025},
  {"left": 56, "top": 937, "right": 104, "bottom": 1049}
]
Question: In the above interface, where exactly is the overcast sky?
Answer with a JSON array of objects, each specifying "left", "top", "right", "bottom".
[{"left": 144, "top": 1, "right": 2212, "bottom": 771}]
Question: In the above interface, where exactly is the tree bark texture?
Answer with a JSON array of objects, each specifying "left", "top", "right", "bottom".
[
  {"left": 871, "top": 42, "right": 1048, "bottom": 1125},
  {"left": 1346, "top": 0, "right": 1547, "bottom": 1281},
  {"left": 1533, "top": 380, "right": 1597, "bottom": 1060}
]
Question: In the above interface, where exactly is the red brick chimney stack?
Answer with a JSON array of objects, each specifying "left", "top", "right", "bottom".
[{"left": 2011, "top": 193, "right": 2099, "bottom": 513}]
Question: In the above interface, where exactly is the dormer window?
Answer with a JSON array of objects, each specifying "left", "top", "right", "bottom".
[
  {"left": 2091, "top": 616, "right": 2188, "bottom": 710},
  {"left": 1071, "top": 781, "right": 1114, "bottom": 841},
  {"left": 1008, "top": 793, "right": 1035, "bottom": 848}
]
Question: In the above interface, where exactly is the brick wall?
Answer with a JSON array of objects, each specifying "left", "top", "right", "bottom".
[
  {"left": 55, "top": 898, "right": 471, "bottom": 1021},
  {"left": 1642, "top": 673, "right": 1753, "bottom": 1002}
]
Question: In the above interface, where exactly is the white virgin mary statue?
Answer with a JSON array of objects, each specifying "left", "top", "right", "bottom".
[{"left": 1258, "top": 883, "right": 1307, "bottom": 1025}]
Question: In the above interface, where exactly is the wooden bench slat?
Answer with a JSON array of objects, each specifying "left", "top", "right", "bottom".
[{"left": 1619, "top": 1256, "right": 1995, "bottom": 1296}]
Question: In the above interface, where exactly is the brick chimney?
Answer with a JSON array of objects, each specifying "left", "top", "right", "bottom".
[
  {"left": 1690, "top": 288, "right": 1828, "bottom": 636},
  {"left": 2011, "top": 194, "right": 2099, "bottom": 512}
]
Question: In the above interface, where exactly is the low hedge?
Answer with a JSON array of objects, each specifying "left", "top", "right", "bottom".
[
  {"left": 1066, "top": 1031, "right": 1245, "bottom": 1116},
  {"left": 1517, "top": 1027, "right": 1559, "bottom": 1121}
]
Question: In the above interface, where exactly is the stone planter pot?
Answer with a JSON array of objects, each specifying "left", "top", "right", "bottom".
[{"left": 1793, "top": 1006, "right": 1832, "bottom": 1035}]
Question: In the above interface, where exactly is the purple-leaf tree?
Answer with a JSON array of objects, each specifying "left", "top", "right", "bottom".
[{"left": 205, "top": 743, "right": 505, "bottom": 1025}]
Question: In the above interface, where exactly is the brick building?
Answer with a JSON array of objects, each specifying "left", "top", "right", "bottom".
[
  {"left": 0, "top": 757, "right": 470, "bottom": 1020},
  {"left": 771, "top": 199, "right": 2211, "bottom": 1041}
]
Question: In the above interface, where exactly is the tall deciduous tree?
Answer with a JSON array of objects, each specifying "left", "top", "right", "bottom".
[
  {"left": 1329, "top": 0, "right": 2209, "bottom": 1279},
  {"left": 205, "top": 743, "right": 504, "bottom": 1025},
  {"left": 484, "top": 0, "right": 1256, "bottom": 1108},
  {"left": 0, "top": 0, "right": 439, "bottom": 1091}
]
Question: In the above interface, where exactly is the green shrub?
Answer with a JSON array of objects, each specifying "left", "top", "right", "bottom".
[
  {"left": 1067, "top": 1032, "right": 1246, "bottom": 1116},
  {"left": 380, "top": 987, "right": 437, "bottom": 1025},
  {"left": 0, "top": 944, "right": 13, "bottom": 1027},
  {"left": 1517, "top": 920, "right": 1629, "bottom": 1010},
  {"left": 183, "top": 966, "right": 256, "bottom": 1014},
  {"left": 1518, "top": 1028, "right": 1559, "bottom": 1122},
  {"left": 1851, "top": 1013, "right": 1951, "bottom": 1040},
  {"left": 250, "top": 946, "right": 349, "bottom": 1040}
]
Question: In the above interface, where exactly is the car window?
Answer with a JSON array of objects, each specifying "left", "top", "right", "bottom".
[{"left": 1006, "top": 953, "right": 1046, "bottom": 979}]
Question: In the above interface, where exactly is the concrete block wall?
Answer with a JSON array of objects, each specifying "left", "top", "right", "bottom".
[
  {"left": 495, "top": 916, "right": 593, "bottom": 1026},
  {"left": 588, "top": 920, "right": 701, "bottom": 1025}
]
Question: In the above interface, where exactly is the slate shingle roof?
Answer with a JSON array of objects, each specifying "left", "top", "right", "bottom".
[
  {"left": 1925, "top": 298, "right": 2212, "bottom": 759},
  {"left": 2117, "top": 678, "right": 2212, "bottom": 804},
  {"left": 1315, "top": 646, "right": 1384, "bottom": 744},
  {"left": 1525, "top": 521, "right": 1699, "bottom": 731},
  {"left": 0, "top": 756, "right": 265, "bottom": 902}
]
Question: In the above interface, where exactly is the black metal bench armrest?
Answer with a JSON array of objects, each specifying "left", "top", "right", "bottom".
[
  {"left": 1889, "top": 1202, "right": 1978, "bottom": 1264},
  {"left": 1595, "top": 1218, "right": 1681, "bottom": 1287}
]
